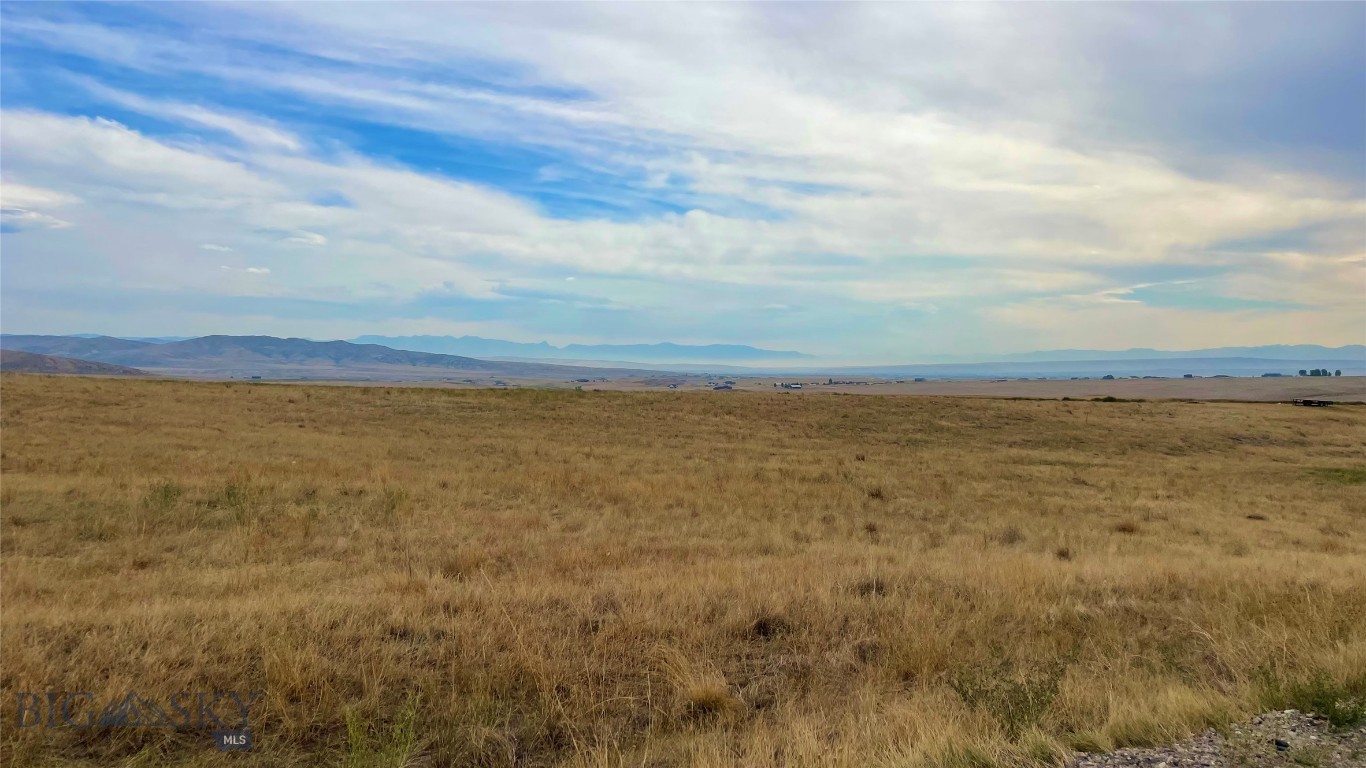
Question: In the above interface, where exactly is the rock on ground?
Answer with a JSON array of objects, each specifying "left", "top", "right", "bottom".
[{"left": 1073, "top": 711, "right": 1366, "bottom": 767}]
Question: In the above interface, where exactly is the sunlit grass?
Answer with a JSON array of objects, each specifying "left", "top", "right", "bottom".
[{"left": 1, "top": 374, "right": 1363, "bottom": 766}]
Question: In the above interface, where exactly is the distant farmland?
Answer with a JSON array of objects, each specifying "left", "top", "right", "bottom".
[{"left": 1, "top": 375, "right": 1363, "bottom": 767}]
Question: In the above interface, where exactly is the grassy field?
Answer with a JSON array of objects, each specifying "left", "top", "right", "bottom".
[{"left": 1, "top": 374, "right": 1364, "bottom": 767}]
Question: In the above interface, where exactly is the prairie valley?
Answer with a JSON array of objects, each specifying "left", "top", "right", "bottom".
[{"left": 2, "top": 374, "right": 1363, "bottom": 767}]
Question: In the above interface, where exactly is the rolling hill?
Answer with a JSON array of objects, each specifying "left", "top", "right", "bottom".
[
  {"left": 0, "top": 335, "right": 156, "bottom": 358},
  {"left": 0, "top": 335, "right": 658, "bottom": 380},
  {"left": 0, "top": 349, "right": 150, "bottom": 376}
]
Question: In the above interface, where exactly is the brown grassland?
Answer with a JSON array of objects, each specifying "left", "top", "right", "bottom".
[{"left": 1, "top": 374, "right": 1364, "bottom": 767}]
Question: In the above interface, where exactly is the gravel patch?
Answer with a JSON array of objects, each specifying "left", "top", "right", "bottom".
[{"left": 1073, "top": 710, "right": 1366, "bottom": 767}]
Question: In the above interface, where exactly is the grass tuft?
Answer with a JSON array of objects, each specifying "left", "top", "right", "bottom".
[
  {"left": 1307, "top": 467, "right": 1366, "bottom": 485},
  {"left": 1256, "top": 666, "right": 1366, "bottom": 730}
]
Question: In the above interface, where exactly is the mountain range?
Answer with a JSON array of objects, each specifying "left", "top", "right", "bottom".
[
  {"left": 30, "top": 334, "right": 1365, "bottom": 365},
  {"left": 0, "top": 335, "right": 655, "bottom": 380},
  {"left": 825, "top": 357, "right": 1362, "bottom": 379},
  {"left": 354, "top": 337, "right": 1363, "bottom": 365},
  {"left": 350, "top": 335, "right": 811, "bottom": 362},
  {"left": 906, "top": 344, "right": 1365, "bottom": 363},
  {"left": 0, "top": 349, "right": 150, "bottom": 376},
  {"left": 2, "top": 334, "right": 1361, "bottom": 381}
]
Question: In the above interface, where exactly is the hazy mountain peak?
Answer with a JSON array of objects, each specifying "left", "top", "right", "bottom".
[{"left": 350, "top": 335, "right": 812, "bottom": 363}]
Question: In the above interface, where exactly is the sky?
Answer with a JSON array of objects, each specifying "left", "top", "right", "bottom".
[{"left": 1, "top": 2, "right": 1363, "bottom": 363}]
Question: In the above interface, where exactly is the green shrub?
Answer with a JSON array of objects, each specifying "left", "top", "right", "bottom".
[
  {"left": 1256, "top": 666, "right": 1366, "bottom": 730},
  {"left": 951, "top": 658, "right": 1069, "bottom": 740},
  {"left": 142, "top": 481, "right": 182, "bottom": 512},
  {"left": 345, "top": 693, "right": 421, "bottom": 768}
]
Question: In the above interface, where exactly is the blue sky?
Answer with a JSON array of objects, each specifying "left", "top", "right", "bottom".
[{"left": 1, "top": 2, "right": 1362, "bottom": 363}]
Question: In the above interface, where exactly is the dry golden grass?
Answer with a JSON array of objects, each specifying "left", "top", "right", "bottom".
[{"left": 1, "top": 374, "right": 1364, "bottom": 767}]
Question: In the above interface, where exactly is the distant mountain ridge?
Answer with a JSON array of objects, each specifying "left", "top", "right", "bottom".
[
  {"left": 0, "top": 349, "right": 149, "bottom": 376},
  {"left": 350, "top": 335, "right": 812, "bottom": 362},
  {"left": 0, "top": 335, "right": 658, "bottom": 380},
  {"left": 827, "top": 356, "right": 1363, "bottom": 379},
  {"left": 910, "top": 344, "right": 1364, "bottom": 363},
  {"left": 0, "top": 335, "right": 157, "bottom": 358},
  {"left": 1, "top": 334, "right": 1360, "bottom": 379}
]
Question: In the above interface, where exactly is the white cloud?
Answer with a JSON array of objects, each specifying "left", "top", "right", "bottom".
[
  {"left": 201, "top": 243, "right": 233, "bottom": 252},
  {"left": 1, "top": 181, "right": 80, "bottom": 209},
  {"left": 2, "top": 110, "right": 1359, "bottom": 342},
  {"left": 0, "top": 207, "right": 71, "bottom": 230},
  {"left": 1, "top": 4, "right": 1361, "bottom": 352},
  {"left": 282, "top": 230, "right": 327, "bottom": 246},
  {"left": 985, "top": 299, "right": 1363, "bottom": 352},
  {"left": 0, "top": 111, "right": 281, "bottom": 200},
  {"left": 0, "top": 181, "right": 78, "bottom": 230},
  {"left": 74, "top": 80, "right": 302, "bottom": 151}
]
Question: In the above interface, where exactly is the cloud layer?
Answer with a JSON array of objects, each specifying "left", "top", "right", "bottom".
[{"left": 1, "top": 3, "right": 1362, "bottom": 360}]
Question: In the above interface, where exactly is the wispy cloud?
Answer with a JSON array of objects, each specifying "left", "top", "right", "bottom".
[
  {"left": 0, "top": 3, "right": 1361, "bottom": 356},
  {"left": 71, "top": 79, "right": 303, "bottom": 151},
  {"left": 1, "top": 206, "right": 71, "bottom": 231},
  {"left": 0, "top": 181, "right": 77, "bottom": 231},
  {"left": 282, "top": 231, "right": 326, "bottom": 247}
]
